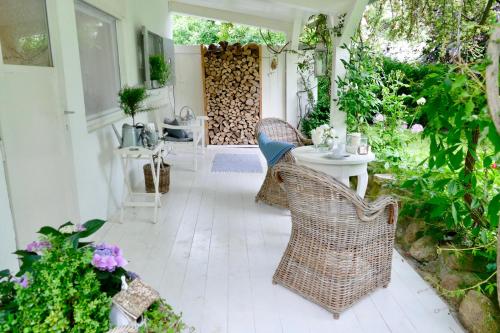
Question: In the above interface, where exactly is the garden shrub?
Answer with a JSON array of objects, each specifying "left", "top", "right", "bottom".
[
  {"left": 337, "top": 43, "right": 384, "bottom": 133},
  {"left": 300, "top": 76, "right": 331, "bottom": 136},
  {"left": 399, "top": 59, "right": 500, "bottom": 295},
  {"left": 381, "top": 57, "right": 449, "bottom": 125}
]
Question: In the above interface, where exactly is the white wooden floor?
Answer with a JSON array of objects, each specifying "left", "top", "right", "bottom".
[{"left": 97, "top": 147, "right": 465, "bottom": 333}]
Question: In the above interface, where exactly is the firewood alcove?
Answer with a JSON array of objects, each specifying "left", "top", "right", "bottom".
[{"left": 201, "top": 41, "right": 262, "bottom": 145}]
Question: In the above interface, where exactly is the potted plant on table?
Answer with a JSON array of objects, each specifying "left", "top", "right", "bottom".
[
  {"left": 116, "top": 86, "right": 151, "bottom": 147},
  {"left": 149, "top": 54, "right": 171, "bottom": 88}
]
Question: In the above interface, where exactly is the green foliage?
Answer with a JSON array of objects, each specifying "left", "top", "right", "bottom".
[
  {"left": 367, "top": 0, "right": 495, "bottom": 62},
  {"left": 0, "top": 271, "right": 16, "bottom": 325},
  {"left": 0, "top": 221, "right": 189, "bottom": 332},
  {"left": 139, "top": 299, "right": 191, "bottom": 333},
  {"left": 300, "top": 76, "right": 331, "bottom": 136},
  {"left": 399, "top": 59, "right": 500, "bottom": 279},
  {"left": 4, "top": 242, "right": 111, "bottom": 332},
  {"left": 337, "top": 43, "right": 384, "bottom": 132},
  {"left": 172, "top": 14, "right": 286, "bottom": 45},
  {"left": 0, "top": 220, "right": 125, "bottom": 332},
  {"left": 118, "top": 86, "right": 149, "bottom": 125},
  {"left": 149, "top": 55, "right": 170, "bottom": 86},
  {"left": 15, "top": 220, "right": 106, "bottom": 277}
]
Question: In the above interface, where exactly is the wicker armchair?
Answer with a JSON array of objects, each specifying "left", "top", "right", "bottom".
[
  {"left": 255, "top": 118, "right": 312, "bottom": 208},
  {"left": 272, "top": 162, "right": 398, "bottom": 319}
]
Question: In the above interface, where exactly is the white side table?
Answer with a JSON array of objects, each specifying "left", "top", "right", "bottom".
[
  {"left": 291, "top": 146, "right": 375, "bottom": 198},
  {"left": 116, "top": 141, "right": 168, "bottom": 223}
]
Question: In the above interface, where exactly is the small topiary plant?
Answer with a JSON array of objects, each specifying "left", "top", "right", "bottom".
[{"left": 118, "top": 86, "right": 149, "bottom": 126}]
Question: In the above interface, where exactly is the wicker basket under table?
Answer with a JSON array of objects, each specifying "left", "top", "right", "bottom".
[{"left": 143, "top": 161, "right": 170, "bottom": 193}]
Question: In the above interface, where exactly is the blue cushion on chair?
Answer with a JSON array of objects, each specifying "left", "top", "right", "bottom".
[
  {"left": 163, "top": 118, "right": 187, "bottom": 139},
  {"left": 258, "top": 133, "right": 295, "bottom": 167}
]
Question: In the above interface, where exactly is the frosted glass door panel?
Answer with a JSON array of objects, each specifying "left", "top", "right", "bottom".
[{"left": 0, "top": 0, "right": 52, "bottom": 66}]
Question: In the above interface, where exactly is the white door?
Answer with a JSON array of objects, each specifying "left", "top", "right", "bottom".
[
  {"left": 0, "top": 66, "right": 77, "bottom": 248},
  {"left": 0, "top": 136, "right": 17, "bottom": 271}
]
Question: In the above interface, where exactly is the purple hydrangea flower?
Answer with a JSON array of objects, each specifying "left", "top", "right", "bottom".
[
  {"left": 26, "top": 241, "right": 51, "bottom": 254},
  {"left": 13, "top": 274, "right": 29, "bottom": 288},
  {"left": 401, "top": 122, "right": 408, "bottom": 130},
  {"left": 411, "top": 124, "right": 424, "bottom": 133},
  {"left": 373, "top": 113, "right": 385, "bottom": 123},
  {"left": 75, "top": 224, "right": 86, "bottom": 232},
  {"left": 91, "top": 244, "right": 128, "bottom": 272}
]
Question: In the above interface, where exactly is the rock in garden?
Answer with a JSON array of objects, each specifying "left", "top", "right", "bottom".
[
  {"left": 402, "top": 219, "right": 426, "bottom": 249},
  {"left": 459, "top": 290, "right": 499, "bottom": 333},
  {"left": 409, "top": 236, "right": 437, "bottom": 262},
  {"left": 439, "top": 250, "right": 488, "bottom": 273},
  {"left": 439, "top": 269, "right": 481, "bottom": 307},
  {"left": 440, "top": 270, "right": 481, "bottom": 292}
]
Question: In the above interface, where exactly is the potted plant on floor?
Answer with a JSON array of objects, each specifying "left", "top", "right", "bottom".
[
  {"left": 0, "top": 220, "right": 190, "bottom": 332},
  {"left": 149, "top": 55, "right": 171, "bottom": 88},
  {"left": 116, "top": 86, "right": 151, "bottom": 147}
]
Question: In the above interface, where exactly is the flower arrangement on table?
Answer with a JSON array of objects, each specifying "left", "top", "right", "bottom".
[
  {"left": 0, "top": 220, "right": 190, "bottom": 333},
  {"left": 310, "top": 124, "right": 338, "bottom": 149}
]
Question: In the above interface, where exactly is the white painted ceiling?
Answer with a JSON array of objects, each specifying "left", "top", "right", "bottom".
[{"left": 170, "top": 0, "right": 356, "bottom": 26}]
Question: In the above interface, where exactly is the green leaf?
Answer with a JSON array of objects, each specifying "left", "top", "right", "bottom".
[
  {"left": 428, "top": 195, "right": 449, "bottom": 205},
  {"left": 37, "top": 226, "right": 61, "bottom": 237},
  {"left": 58, "top": 221, "right": 74, "bottom": 230},
  {"left": 488, "top": 194, "right": 500, "bottom": 228},
  {"left": 17, "top": 254, "right": 41, "bottom": 276},
  {"left": 435, "top": 151, "right": 446, "bottom": 168},
  {"left": 448, "top": 149, "right": 463, "bottom": 170},
  {"left": 483, "top": 156, "right": 493, "bottom": 168},
  {"left": 13, "top": 250, "right": 37, "bottom": 257},
  {"left": 0, "top": 269, "right": 10, "bottom": 278},
  {"left": 451, "top": 203, "right": 458, "bottom": 224},
  {"left": 447, "top": 180, "right": 458, "bottom": 196},
  {"left": 78, "top": 219, "right": 106, "bottom": 239}
]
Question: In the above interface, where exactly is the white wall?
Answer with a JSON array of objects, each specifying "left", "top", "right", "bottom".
[
  {"left": 0, "top": 148, "right": 17, "bottom": 271},
  {"left": 173, "top": 45, "right": 204, "bottom": 116},
  {"left": 261, "top": 49, "right": 286, "bottom": 119},
  {"left": 51, "top": 0, "right": 170, "bottom": 222},
  {"left": 173, "top": 45, "right": 286, "bottom": 120}
]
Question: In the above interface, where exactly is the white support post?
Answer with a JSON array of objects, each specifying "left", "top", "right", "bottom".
[
  {"left": 166, "top": 9, "right": 174, "bottom": 40},
  {"left": 330, "top": 0, "right": 369, "bottom": 141},
  {"left": 285, "top": 13, "right": 303, "bottom": 127},
  {"left": 330, "top": 39, "right": 349, "bottom": 141}
]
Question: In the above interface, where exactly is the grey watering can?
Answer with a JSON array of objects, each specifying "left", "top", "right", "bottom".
[{"left": 112, "top": 123, "right": 142, "bottom": 148}]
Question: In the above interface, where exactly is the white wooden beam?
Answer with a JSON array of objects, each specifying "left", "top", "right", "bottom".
[
  {"left": 169, "top": 1, "right": 293, "bottom": 35},
  {"left": 285, "top": 13, "right": 304, "bottom": 127},
  {"left": 339, "top": 0, "right": 369, "bottom": 45},
  {"left": 330, "top": 0, "right": 369, "bottom": 139},
  {"left": 271, "top": 0, "right": 351, "bottom": 15}
]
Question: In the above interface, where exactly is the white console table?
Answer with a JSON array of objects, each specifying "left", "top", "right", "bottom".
[{"left": 116, "top": 141, "right": 168, "bottom": 224}]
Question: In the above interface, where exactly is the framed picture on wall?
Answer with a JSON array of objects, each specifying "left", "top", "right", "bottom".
[{"left": 139, "top": 26, "right": 175, "bottom": 89}]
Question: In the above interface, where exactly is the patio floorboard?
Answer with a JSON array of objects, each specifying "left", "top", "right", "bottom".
[{"left": 97, "top": 147, "right": 465, "bottom": 333}]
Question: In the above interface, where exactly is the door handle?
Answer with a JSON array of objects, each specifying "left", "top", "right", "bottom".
[{"left": 64, "top": 110, "right": 76, "bottom": 115}]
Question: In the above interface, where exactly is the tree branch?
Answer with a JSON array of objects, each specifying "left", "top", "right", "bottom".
[{"left": 479, "top": 0, "right": 494, "bottom": 25}]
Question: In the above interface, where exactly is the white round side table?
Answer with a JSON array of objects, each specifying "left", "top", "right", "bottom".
[{"left": 291, "top": 146, "right": 375, "bottom": 198}]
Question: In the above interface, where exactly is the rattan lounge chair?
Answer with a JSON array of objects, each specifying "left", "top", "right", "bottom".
[
  {"left": 272, "top": 162, "right": 398, "bottom": 319},
  {"left": 255, "top": 118, "right": 312, "bottom": 208}
]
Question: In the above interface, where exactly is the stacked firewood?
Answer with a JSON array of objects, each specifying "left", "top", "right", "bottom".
[{"left": 202, "top": 41, "right": 261, "bottom": 145}]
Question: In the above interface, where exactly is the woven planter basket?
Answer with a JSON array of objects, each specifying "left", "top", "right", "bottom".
[{"left": 143, "top": 161, "right": 170, "bottom": 193}]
